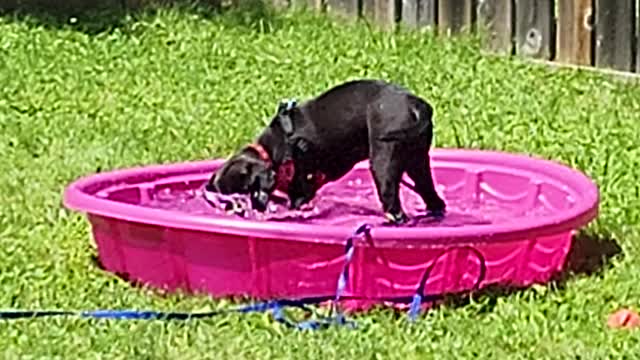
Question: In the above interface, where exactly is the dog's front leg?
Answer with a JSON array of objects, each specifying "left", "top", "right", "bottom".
[
  {"left": 287, "top": 174, "right": 317, "bottom": 210},
  {"left": 370, "top": 142, "right": 408, "bottom": 225},
  {"left": 405, "top": 150, "right": 446, "bottom": 215}
]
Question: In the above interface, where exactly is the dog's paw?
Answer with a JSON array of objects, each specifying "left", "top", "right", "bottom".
[
  {"left": 427, "top": 209, "right": 445, "bottom": 219},
  {"left": 384, "top": 211, "right": 409, "bottom": 225},
  {"left": 289, "top": 196, "right": 309, "bottom": 210},
  {"left": 427, "top": 197, "right": 446, "bottom": 213}
]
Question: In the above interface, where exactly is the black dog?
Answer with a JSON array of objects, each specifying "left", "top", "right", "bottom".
[{"left": 206, "top": 79, "right": 445, "bottom": 224}]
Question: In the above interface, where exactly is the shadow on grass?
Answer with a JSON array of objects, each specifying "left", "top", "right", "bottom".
[
  {"left": 561, "top": 232, "right": 623, "bottom": 277},
  {"left": 0, "top": 0, "right": 285, "bottom": 36},
  {"left": 89, "top": 254, "right": 141, "bottom": 287},
  {"left": 434, "top": 231, "right": 623, "bottom": 313}
]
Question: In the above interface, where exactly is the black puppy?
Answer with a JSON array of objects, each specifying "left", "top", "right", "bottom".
[{"left": 206, "top": 79, "right": 446, "bottom": 224}]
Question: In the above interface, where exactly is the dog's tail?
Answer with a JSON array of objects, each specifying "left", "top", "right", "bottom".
[{"left": 377, "top": 99, "right": 433, "bottom": 142}]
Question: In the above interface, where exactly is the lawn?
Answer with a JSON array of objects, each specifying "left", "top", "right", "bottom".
[{"left": 1, "top": 2, "right": 640, "bottom": 358}]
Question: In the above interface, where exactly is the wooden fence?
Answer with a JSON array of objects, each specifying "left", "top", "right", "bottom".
[
  {"left": 290, "top": 0, "right": 639, "bottom": 76},
  {"left": 2, "top": 0, "right": 639, "bottom": 76}
]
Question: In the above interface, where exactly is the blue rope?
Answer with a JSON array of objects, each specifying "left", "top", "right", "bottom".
[
  {"left": 0, "top": 224, "right": 485, "bottom": 329},
  {"left": 0, "top": 223, "right": 373, "bottom": 331},
  {"left": 270, "top": 222, "right": 371, "bottom": 330},
  {"left": 407, "top": 246, "right": 487, "bottom": 321}
]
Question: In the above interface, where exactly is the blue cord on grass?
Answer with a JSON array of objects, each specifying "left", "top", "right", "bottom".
[
  {"left": 0, "top": 223, "right": 486, "bottom": 329},
  {"left": 0, "top": 223, "right": 372, "bottom": 330}
]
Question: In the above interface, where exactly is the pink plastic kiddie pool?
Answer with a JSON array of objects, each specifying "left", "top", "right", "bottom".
[{"left": 63, "top": 149, "right": 599, "bottom": 311}]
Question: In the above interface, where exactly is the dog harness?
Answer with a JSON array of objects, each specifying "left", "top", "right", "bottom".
[{"left": 247, "top": 143, "right": 326, "bottom": 193}]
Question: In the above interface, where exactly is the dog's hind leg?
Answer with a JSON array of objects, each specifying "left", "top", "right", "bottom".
[
  {"left": 370, "top": 141, "right": 409, "bottom": 224},
  {"left": 405, "top": 151, "right": 446, "bottom": 214}
]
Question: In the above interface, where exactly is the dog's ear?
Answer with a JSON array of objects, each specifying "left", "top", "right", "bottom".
[
  {"left": 239, "top": 162, "right": 251, "bottom": 176},
  {"left": 206, "top": 171, "right": 221, "bottom": 192},
  {"left": 278, "top": 113, "right": 294, "bottom": 135},
  {"left": 227, "top": 159, "right": 252, "bottom": 187},
  {"left": 275, "top": 99, "right": 297, "bottom": 136},
  {"left": 277, "top": 99, "right": 297, "bottom": 114},
  {"left": 277, "top": 101, "right": 288, "bottom": 114}
]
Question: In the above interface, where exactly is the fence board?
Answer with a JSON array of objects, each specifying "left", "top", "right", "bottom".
[
  {"left": 515, "top": 0, "right": 553, "bottom": 59},
  {"left": 477, "top": 0, "right": 513, "bottom": 54},
  {"left": 401, "top": 0, "right": 436, "bottom": 29},
  {"left": 291, "top": 0, "right": 323, "bottom": 10},
  {"left": 594, "top": 0, "right": 635, "bottom": 72},
  {"left": 363, "top": 0, "right": 396, "bottom": 29},
  {"left": 272, "top": 0, "right": 289, "bottom": 8},
  {"left": 326, "top": 0, "right": 359, "bottom": 19},
  {"left": 362, "top": 0, "right": 396, "bottom": 29},
  {"left": 401, "top": 0, "right": 419, "bottom": 27},
  {"left": 363, "top": 0, "right": 375, "bottom": 20},
  {"left": 417, "top": 0, "right": 437, "bottom": 28},
  {"left": 376, "top": 0, "right": 397, "bottom": 29},
  {"left": 438, "top": 0, "right": 475, "bottom": 35},
  {"left": 557, "top": 0, "right": 593, "bottom": 66}
]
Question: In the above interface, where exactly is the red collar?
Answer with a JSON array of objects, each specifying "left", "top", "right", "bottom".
[
  {"left": 247, "top": 143, "right": 327, "bottom": 193},
  {"left": 247, "top": 143, "right": 294, "bottom": 192},
  {"left": 247, "top": 143, "right": 272, "bottom": 166}
]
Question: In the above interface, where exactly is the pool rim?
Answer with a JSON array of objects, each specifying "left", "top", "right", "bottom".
[{"left": 62, "top": 148, "right": 599, "bottom": 248}]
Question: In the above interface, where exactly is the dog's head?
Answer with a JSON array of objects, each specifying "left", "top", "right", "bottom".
[
  {"left": 205, "top": 99, "right": 300, "bottom": 211},
  {"left": 206, "top": 150, "right": 276, "bottom": 212}
]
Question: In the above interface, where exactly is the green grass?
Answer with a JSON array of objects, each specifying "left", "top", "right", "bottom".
[{"left": 1, "top": 3, "right": 640, "bottom": 358}]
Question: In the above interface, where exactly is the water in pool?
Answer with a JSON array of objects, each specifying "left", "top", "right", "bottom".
[{"left": 143, "top": 174, "right": 555, "bottom": 228}]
